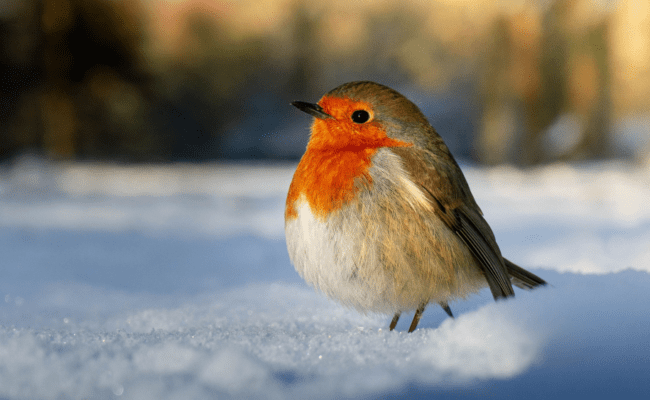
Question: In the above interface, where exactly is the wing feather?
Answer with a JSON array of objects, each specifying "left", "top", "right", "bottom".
[{"left": 390, "top": 146, "right": 516, "bottom": 300}]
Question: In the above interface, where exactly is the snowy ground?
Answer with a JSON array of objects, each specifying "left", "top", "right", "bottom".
[{"left": 0, "top": 156, "right": 649, "bottom": 399}]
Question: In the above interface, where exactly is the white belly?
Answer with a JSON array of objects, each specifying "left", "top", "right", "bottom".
[{"left": 287, "top": 197, "right": 409, "bottom": 312}]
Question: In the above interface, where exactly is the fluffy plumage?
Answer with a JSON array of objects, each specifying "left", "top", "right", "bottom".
[{"left": 286, "top": 81, "right": 546, "bottom": 332}]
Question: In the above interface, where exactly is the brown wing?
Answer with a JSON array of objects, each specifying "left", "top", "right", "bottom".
[{"left": 390, "top": 146, "right": 515, "bottom": 299}]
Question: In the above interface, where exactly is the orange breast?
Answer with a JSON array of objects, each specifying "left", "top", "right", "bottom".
[
  {"left": 286, "top": 137, "right": 411, "bottom": 221},
  {"left": 285, "top": 147, "right": 370, "bottom": 220}
]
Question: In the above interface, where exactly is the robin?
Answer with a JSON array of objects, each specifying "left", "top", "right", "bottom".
[{"left": 285, "top": 81, "right": 546, "bottom": 332}]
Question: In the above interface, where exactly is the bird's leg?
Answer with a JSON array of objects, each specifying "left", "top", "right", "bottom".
[
  {"left": 389, "top": 312, "right": 400, "bottom": 331},
  {"left": 408, "top": 304, "right": 426, "bottom": 333},
  {"left": 439, "top": 302, "right": 454, "bottom": 318}
]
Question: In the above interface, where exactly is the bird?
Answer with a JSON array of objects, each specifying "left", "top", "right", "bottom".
[{"left": 285, "top": 81, "right": 546, "bottom": 332}]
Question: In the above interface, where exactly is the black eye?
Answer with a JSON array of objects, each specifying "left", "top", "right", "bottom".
[{"left": 351, "top": 110, "right": 370, "bottom": 124}]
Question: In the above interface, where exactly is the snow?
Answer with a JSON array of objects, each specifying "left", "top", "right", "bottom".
[{"left": 1, "top": 155, "right": 649, "bottom": 399}]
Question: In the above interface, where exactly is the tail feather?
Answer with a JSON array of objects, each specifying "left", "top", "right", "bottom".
[{"left": 504, "top": 258, "right": 546, "bottom": 290}]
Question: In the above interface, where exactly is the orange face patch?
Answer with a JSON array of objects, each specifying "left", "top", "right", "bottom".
[
  {"left": 306, "top": 96, "right": 396, "bottom": 151},
  {"left": 286, "top": 96, "right": 412, "bottom": 220}
]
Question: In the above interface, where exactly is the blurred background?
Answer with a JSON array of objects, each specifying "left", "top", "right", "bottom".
[
  {"left": 0, "top": 0, "right": 648, "bottom": 165},
  {"left": 1, "top": 4, "right": 650, "bottom": 395}
]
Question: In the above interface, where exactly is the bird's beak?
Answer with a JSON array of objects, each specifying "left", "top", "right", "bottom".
[{"left": 291, "top": 101, "right": 332, "bottom": 120}]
